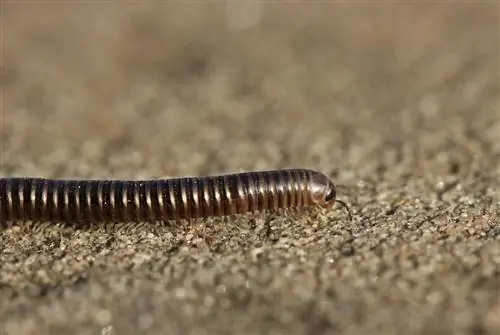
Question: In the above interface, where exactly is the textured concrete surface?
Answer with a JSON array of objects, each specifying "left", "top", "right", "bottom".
[{"left": 1, "top": 2, "right": 499, "bottom": 335}]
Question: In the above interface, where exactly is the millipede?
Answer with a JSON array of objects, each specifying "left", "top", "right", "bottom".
[{"left": 0, "top": 168, "right": 352, "bottom": 225}]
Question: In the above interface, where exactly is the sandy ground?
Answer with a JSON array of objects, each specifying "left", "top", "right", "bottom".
[{"left": 1, "top": 2, "right": 499, "bottom": 335}]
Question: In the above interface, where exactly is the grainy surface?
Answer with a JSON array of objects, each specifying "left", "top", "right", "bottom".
[{"left": 1, "top": 2, "right": 499, "bottom": 335}]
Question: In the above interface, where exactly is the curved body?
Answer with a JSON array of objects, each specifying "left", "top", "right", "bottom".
[{"left": 0, "top": 169, "right": 350, "bottom": 223}]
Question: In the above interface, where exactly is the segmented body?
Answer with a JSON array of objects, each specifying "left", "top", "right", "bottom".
[{"left": 0, "top": 169, "right": 351, "bottom": 224}]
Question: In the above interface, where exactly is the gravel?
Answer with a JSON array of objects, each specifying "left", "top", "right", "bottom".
[{"left": 1, "top": 3, "right": 499, "bottom": 335}]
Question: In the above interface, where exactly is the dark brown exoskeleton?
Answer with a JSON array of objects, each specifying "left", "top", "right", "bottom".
[{"left": 0, "top": 169, "right": 352, "bottom": 224}]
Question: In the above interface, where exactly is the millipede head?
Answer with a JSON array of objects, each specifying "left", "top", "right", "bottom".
[
  {"left": 324, "top": 184, "right": 352, "bottom": 221},
  {"left": 323, "top": 182, "right": 337, "bottom": 208},
  {"left": 310, "top": 172, "right": 353, "bottom": 221}
]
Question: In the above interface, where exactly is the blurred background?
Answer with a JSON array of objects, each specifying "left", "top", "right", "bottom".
[
  {"left": 3, "top": 2, "right": 497, "bottom": 181},
  {"left": 1, "top": 2, "right": 499, "bottom": 334}
]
